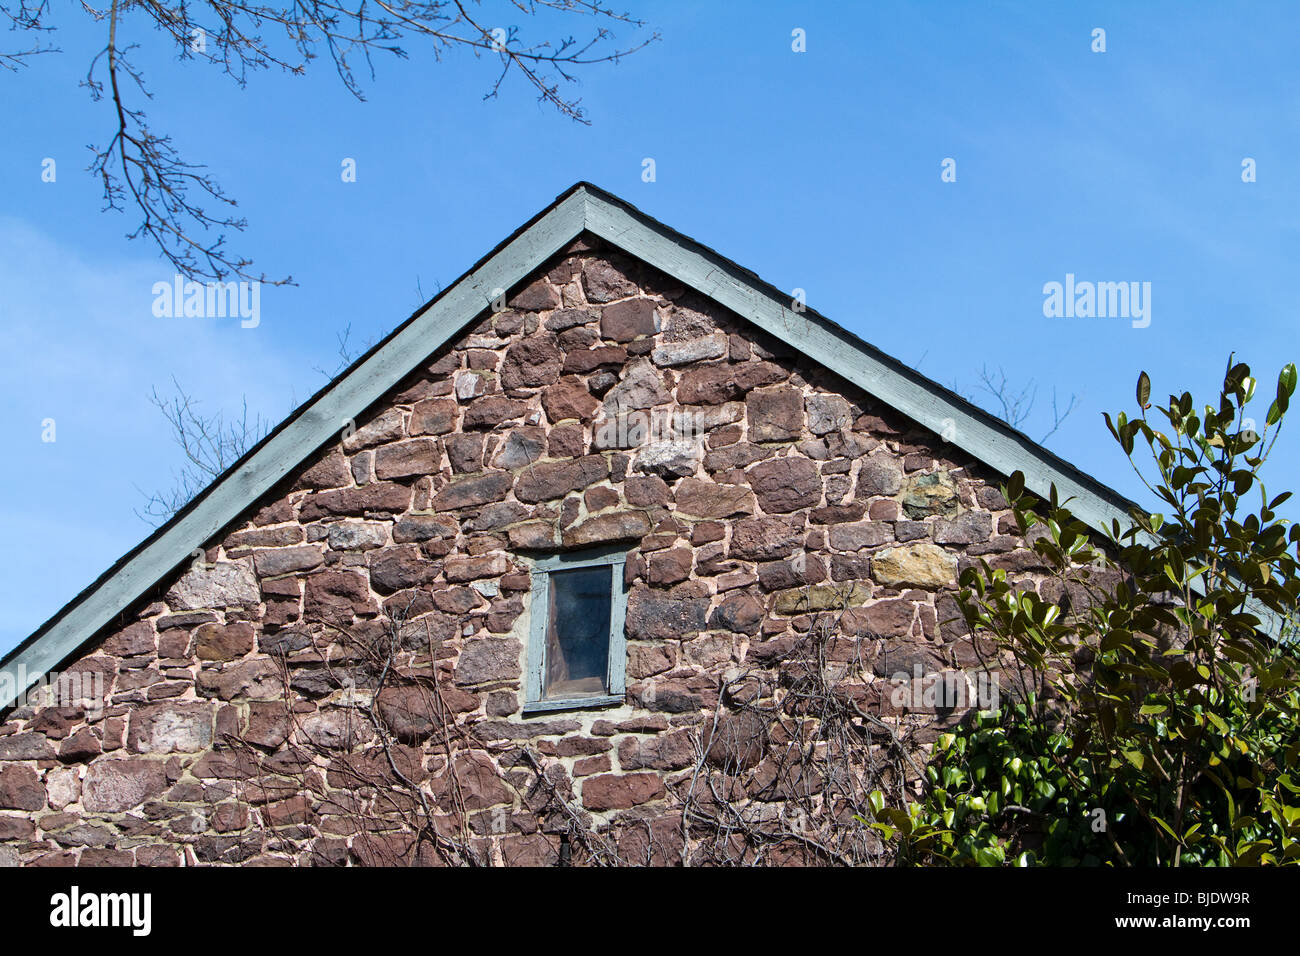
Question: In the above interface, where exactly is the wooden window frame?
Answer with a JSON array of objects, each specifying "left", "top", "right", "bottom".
[{"left": 522, "top": 545, "right": 629, "bottom": 714}]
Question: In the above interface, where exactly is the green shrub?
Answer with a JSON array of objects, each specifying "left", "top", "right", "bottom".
[{"left": 871, "top": 358, "right": 1300, "bottom": 866}]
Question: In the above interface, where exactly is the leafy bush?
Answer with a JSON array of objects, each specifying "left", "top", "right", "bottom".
[{"left": 872, "top": 358, "right": 1300, "bottom": 865}]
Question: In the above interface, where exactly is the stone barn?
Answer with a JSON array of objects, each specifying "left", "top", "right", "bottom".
[{"left": 0, "top": 184, "right": 1139, "bottom": 866}]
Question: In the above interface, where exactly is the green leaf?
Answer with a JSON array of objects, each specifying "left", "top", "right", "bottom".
[
  {"left": 1137, "top": 371, "right": 1152, "bottom": 408},
  {"left": 1281, "top": 362, "right": 1298, "bottom": 398},
  {"left": 1006, "top": 471, "right": 1025, "bottom": 501}
]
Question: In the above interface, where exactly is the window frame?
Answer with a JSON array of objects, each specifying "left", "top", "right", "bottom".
[{"left": 522, "top": 545, "right": 629, "bottom": 714}]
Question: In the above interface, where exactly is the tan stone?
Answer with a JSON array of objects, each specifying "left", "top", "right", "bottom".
[
  {"left": 871, "top": 543, "right": 958, "bottom": 588},
  {"left": 772, "top": 583, "right": 871, "bottom": 615}
]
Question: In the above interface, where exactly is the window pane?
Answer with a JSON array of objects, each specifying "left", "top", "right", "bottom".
[{"left": 544, "top": 565, "right": 612, "bottom": 699}]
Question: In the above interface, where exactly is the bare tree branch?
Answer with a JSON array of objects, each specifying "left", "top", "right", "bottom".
[
  {"left": 955, "top": 364, "right": 1079, "bottom": 445},
  {"left": 8, "top": 0, "right": 656, "bottom": 281},
  {"left": 135, "top": 376, "right": 271, "bottom": 524}
]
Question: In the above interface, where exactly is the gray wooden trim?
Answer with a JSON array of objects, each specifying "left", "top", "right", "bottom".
[
  {"left": 523, "top": 546, "right": 629, "bottom": 712},
  {"left": 522, "top": 695, "right": 624, "bottom": 715}
]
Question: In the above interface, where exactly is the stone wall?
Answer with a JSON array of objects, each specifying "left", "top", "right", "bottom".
[{"left": 0, "top": 235, "right": 1057, "bottom": 866}]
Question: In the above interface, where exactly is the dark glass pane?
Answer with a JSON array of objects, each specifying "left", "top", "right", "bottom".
[{"left": 544, "top": 565, "right": 612, "bottom": 699}]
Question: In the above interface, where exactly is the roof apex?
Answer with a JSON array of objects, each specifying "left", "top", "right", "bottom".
[{"left": 4, "top": 182, "right": 1246, "bottom": 708}]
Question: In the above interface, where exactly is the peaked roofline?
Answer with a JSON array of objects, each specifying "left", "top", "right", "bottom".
[{"left": 0, "top": 182, "right": 1174, "bottom": 708}]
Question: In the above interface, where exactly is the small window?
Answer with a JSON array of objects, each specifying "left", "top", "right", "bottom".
[{"left": 524, "top": 546, "right": 628, "bottom": 713}]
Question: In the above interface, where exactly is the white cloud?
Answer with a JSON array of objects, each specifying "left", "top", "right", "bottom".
[{"left": 0, "top": 217, "right": 315, "bottom": 655}]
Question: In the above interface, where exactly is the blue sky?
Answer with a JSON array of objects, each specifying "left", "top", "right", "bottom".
[{"left": 2, "top": 1, "right": 1297, "bottom": 655}]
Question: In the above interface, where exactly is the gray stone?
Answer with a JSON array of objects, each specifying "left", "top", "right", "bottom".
[
  {"left": 603, "top": 360, "right": 670, "bottom": 414},
  {"left": 633, "top": 439, "right": 701, "bottom": 478},
  {"left": 166, "top": 559, "right": 260, "bottom": 610},
  {"left": 651, "top": 334, "right": 728, "bottom": 367}
]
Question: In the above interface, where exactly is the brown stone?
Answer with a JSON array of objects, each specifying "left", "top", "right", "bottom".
[
  {"left": 293, "top": 449, "right": 352, "bottom": 491},
  {"left": 806, "top": 394, "right": 854, "bottom": 435},
  {"left": 509, "top": 278, "right": 559, "bottom": 311},
  {"left": 409, "top": 398, "right": 458, "bottom": 436},
  {"left": 729, "top": 515, "right": 804, "bottom": 561},
  {"left": 444, "top": 433, "right": 484, "bottom": 473},
  {"left": 542, "top": 379, "right": 600, "bottom": 422},
  {"left": 508, "top": 521, "right": 560, "bottom": 550},
  {"left": 83, "top": 759, "right": 168, "bottom": 813},
  {"left": 602, "top": 360, "right": 671, "bottom": 412},
  {"left": 702, "top": 710, "right": 768, "bottom": 770},
  {"left": 375, "top": 685, "right": 466, "bottom": 743},
  {"left": 581, "top": 772, "right": 665, "bottom": 811},
  {"left": 463, "top": 397, "right": 528, "bottom": 430},
  {"left": 515, "top": 456, "right": 608, "bottom": 503},
  {"left": 197, "top": 660, "right": 283, "bottom": 701},
  {"left": 626, "top": 591, "right": 710, "bottom": 641},
  {"left": 647, "top": 548, "right": 693, "bottom": 586},
  {"left": 0, "top": 765, "right": 43, "bottom": 811},
  {"left": 546, "top": 307, "right": 596, "bottom": 332},
  {"left": 104, "top": 621, "right": 155, "bottom": 658},
  {"left": 562, "top": 511, "right": 652, "bottom": 547},
  {"left": 856, "top": 457, "right": 904, "bottom": 497},
  {"left": 342, "top": 408, "right": 404, "bottom": 451},
  {"left": 194, "top": 622, "right": 255, "bottom": 661},
  {"left": 455, "top": 638, "right": 522, "bottom": 685},
  {"left": 433, "top": 752, "right": 513, "bottom": 810},
  {"left": 757, "top": 554, "right": 827, "bottom": 590},
  {"left": 369, "top": 545, "right": 440, "bottom": 592},
  {"left": 445, "top": 554, "right": 508, "bottom": 582},
  {"left": 374, "top": 439, "right": 440, "bottom": 480},
  {"left": 676, "top": 361, "right": 786, "bottom": 405},
  {"left": 493, "top": 427, "right": 546, "bottom": 469},
  {"left": 582, "top": 257, "right": 639, "bottom": 302},
  {"left": 617, "top": 730, "right": 694, "bottom": 771},
  {"left": 747, "top": 386, "right": 804, "bottom": 441},
  {"left": 601, "top": 298, "right": 659, "bottom": 341},
  {"left": 299, "top": 482, "right": 411, "bottom": 520},
  {"left": 828, "top": 522, "right": 893, "bottom": 552},
  {"left": 626, "top": 475, "right": 669, "bottom": 506},
  {"left": 501, "top": 335, "right": 564, "bottom": 390},
  {"left": 245, "top": 703, "right": 290, "bottom": 749},
  {"left": 303, "top": 570, "right": 378, "bottom": 624},
  {"left": 563, "top": 345, "right": 628, "bottom": 375},
  {"left": 432, "top": 472, "right": 513, "bottom": 511},
  {"left": 709, "top": 591, "right": 765, "bottom": 635},
  {"left": 0, "top": 733, "right": 56, "bottom": 761},
  {"left": 627, "top": 643, "right": 675, "bottom": 679},
  {"left": 934, "top": 512, "right": 992, "bottom": 544},
  {"left": 746, "top": 457, "right": 822, "bottom": 513},
  {"left": 674, "top": 479, "right": 755, "bottom": 518}
]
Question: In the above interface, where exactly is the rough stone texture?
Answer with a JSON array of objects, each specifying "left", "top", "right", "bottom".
[
  {"left": 871, "top": 543, "right": 960, "bottom": 588},
  {"left": 0, "top": 238, "right": 1050, "bottom": 867}
]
